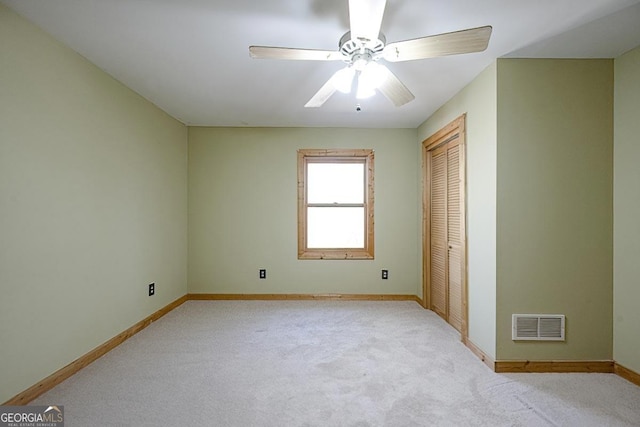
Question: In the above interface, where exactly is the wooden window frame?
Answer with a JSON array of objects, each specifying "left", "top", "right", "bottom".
[{"left": 297, "top": 149, "right": 374, "bottom": 260}]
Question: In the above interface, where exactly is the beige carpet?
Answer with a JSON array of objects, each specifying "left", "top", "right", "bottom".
[{"left": 32, "top": 301, "right": 640, "bottom": 426}]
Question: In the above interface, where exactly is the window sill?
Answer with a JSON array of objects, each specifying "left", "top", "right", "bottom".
[{"left": 298, "top": 250, "right": 374, "bottom": 260}]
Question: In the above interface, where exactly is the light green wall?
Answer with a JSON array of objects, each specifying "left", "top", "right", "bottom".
[
  {"left": 188, "top": 127, "right": 420, "bottom": 295},
  {"left": 417, "top": 63, "right": 498, "bottom": 359},
  {"left": 613, "top": 45, "right": 640, "bottom": 373},
  {"left": 496, "top": 59, "right": 614, "bottom": 360},
  {"left": 0, "top": 5, "right": 188, "bottom": 403}
]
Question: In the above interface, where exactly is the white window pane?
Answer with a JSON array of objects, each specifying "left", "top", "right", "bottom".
[
  {"left": 307, "top": 207, "right": 364, "bottom": 248},
  {"left": 307, "top": 163, "right": 364, "bottom": 204}
]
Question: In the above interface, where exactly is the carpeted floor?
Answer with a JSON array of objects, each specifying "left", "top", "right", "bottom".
[{"left": 32, "top": 301, "right": 640, "bottom": 426}]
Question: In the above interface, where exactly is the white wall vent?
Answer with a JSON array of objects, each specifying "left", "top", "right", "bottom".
[{"left": 512, "top": 314, "right": 565, "bottom": 341}]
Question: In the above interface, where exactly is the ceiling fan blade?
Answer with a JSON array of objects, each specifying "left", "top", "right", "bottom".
[
  {"left": 249, "top": 46, "right": 343, "bottom": 61},
  {"left": 383, "top": 26, "right": 492, "bottom": 62},
  {"left": 349, "top": 0, "right": 386, "bottom": 42},
  {"left": 305, "top": 75, "right": 339, "bottom": 108},
  {"left": 376, "top": 65, "right": 415, "bottom": 107}
]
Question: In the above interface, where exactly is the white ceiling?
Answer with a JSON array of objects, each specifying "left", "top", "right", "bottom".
[{"left": 3, "top": 0, "right": 640, "bottom": 128}]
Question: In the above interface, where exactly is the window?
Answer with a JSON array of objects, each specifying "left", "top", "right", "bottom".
[{"left": 297, "top": 149, "right": 374, "bottom": 259}]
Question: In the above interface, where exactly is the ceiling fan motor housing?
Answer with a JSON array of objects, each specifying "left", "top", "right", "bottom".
[{"left": 339, "top": 31, "right": 386, "bottom": 66}]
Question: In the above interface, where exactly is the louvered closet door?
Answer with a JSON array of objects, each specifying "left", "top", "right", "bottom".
[
  {"left": 446, "top": 143, "right": 463, "bottom": 332},
  {"left": 429, "top": 139, "right": 463, "bottom": 333},
  {"left": 430, "top": 148, "right": 447, "bottom": 318}
]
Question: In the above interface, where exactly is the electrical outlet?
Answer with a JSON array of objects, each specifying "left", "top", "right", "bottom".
[
  {"left": 148, "top": 283, "right": 155, "bottom": 296},
  {"left": 381, "top": 270, "right": 389, "bottom": 280},
  {"left": 259, "top": 269, "right": 267, "bottom": 279}
]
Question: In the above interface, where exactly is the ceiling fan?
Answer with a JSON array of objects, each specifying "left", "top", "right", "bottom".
[{"left": 249, "top": 0, "right": 492, "bottom": 108}]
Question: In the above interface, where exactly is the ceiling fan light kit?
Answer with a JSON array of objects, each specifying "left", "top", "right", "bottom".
[
  {"left": 356, "top": 75, "right": 376, "bottom": 99},
  {"left": 249, "top": 0, "right": 492, "bottom": 109},
  {"left": 356, "top": 62, "right": 386, "bottom": 99},
  {"left": 331, "top": 67, "right": 355, "bottom": 94}
]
